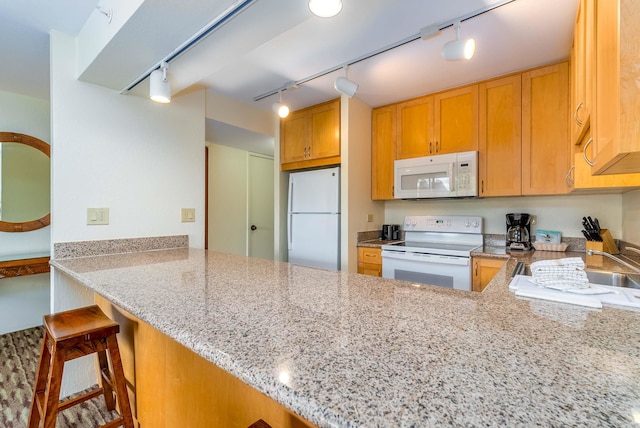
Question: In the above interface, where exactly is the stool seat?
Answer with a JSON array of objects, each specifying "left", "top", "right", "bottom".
[{"left": 28, "top": 305, "right": 134, "bottom": 428}]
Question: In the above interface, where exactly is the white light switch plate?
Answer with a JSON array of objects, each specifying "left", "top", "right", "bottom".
[
  {"left": 181, "top": 208, "right": 195, "bottom": 222},
  {"left": 87, "top": 208, "right": 109, "bottom": 225}
]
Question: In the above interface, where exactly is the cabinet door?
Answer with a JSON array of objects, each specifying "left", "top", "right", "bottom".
[
  {"left": 280, "top": 110, "right": 308, "bottom": 164},
  {"left": 478, "top": 75, "right": 522, "bottom": 197},
  {"left": 434, "top": 85, "right": 479, "bottom": 154},
  {"left": 309, "top": 100, "right": 340, "bottom": 160},
  {"left": 396, "top": 96, "right": 433, "bottom": 159},
  {"left": 521, "top": 62, "right": 570, "bottom": 195},
  {"left": 372, "top": 106, "right": 396, "bottom": 200},
  {"left": 358, "top": 248, "right": 382, "bottom": 277},
  {"left": 472, "top": 257, "right": 506, "bottom": 292},
  {"left": 591, "top": 0, "right": 640, "bottom": 175},
  {"left": 570, "top": 129, "right": 640, "bottom": 190},
  {"left": 570, "top": 0, "right": 593, "bottom": 146}
]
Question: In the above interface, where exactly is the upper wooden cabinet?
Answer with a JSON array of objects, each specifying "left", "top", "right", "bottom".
[
  {"left": 371, "top": 105, "right": 396, "bottom": 200},
  {"left": 590, "top": 0, "right": 640, "bottom": 175},
  {"left": 396, "top": 95, "right": 434, "bottom": 159},
  {"left": 280, "top": 99, "right": 340, "bottom": 171},
  {"left": 567, "top": 129, "right": 640, "bottom": 191},
  {"left": 396, "top": 85, "right": 478, "bottom": 159},
  {"left": 434, "top": 85, "right": 479, "bottom": 155},
  {"left": 521, "top": 62, "right": 570, "bottom": 195},
  {"left": 478, "top": 74, "right": 522, "bottom": 197},
  {"left": 570, "top": 0, "right": 594, "bottom": 146}
]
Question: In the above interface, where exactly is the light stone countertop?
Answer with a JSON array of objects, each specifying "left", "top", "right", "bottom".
[{"left": 51, "top": 248, "right": 640, "bottom": 427}]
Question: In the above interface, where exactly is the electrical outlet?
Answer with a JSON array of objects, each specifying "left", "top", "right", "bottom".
[
  {"left": 367, "top": 214, "right": 374, "bottom": 222},
  {"left": 530, "top": 215, "right": 537, "bottom": 225},
  {"left": 181, "top": 208, "right": 195, "bottom": 222},
  {"left": 87, "top": 208, "right": 109, "bottom": 225}
]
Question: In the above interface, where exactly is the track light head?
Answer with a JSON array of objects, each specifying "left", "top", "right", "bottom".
[
  {"left": 272, "top": 103, "right": 290, "bottom": 118},
  {"left": 150, "top": 62, "right": 171, "bottom": 103},
  {"left": 308, "top": 0, "right": 343, "bottom": 18},
  {"left": 334, "top": 76, "right": 358, "bottom": 98},
  {"left": 442, "top": 22, "right": 475, "bottom": 61},
  {"left": 272, "top": 91, "right": 290, "bottom": 118}
]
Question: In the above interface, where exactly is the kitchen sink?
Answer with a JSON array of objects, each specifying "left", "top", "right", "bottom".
[
  {"left": 513, "top": 262, "right": 640, "bottom": 289},
  {"left": 582, "top": 270, "right": 640, "bottom": 288}
]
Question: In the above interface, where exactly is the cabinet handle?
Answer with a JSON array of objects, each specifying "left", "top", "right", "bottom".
[
  {"left": 474, "top": 261, "right": 478, "bottom": 276},
  {"left": 429, "top": 141, "right": 433, "bottom": 154},
  {"left": 565, "top": 165, "right": 575, "bottom": 187},
  {"left": 582, "top": 138, "right": 595, "bottom": 166},
  {"left": 481, "top": 180, "right": 484, "bottom": 194},
  {"left": 435, "top": 141, "right": 439, "bottom": 153},
  {"left": 574, "top": 102, "right": 584, "bottom": 127}
]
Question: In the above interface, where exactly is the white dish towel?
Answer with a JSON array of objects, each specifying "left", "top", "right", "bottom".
[{"left": 529, "top": 257, "right": 589, "bottom": 290}]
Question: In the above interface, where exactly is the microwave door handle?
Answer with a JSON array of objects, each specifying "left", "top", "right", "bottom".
[{"left": 449, "top": 163, "right": 455, "bottom": 193}]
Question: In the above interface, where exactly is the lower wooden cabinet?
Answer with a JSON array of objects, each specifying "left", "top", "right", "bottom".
[
  {"left": 471, "top": 257, "right": 507, "bottom": 292},
  {"left": 358, "top": 247, "right": 382, "bottom": 277}
]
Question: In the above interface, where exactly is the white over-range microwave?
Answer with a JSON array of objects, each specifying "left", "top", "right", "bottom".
[{"left": 394, "top": 151, "right": 478, "bottom": 199}]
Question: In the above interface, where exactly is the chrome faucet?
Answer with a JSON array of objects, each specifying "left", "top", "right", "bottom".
[
  {"left": 626, "top": 247, "right": 640, "bottom": 256},
  {"left": 587, "top": 249, "right": 640, "bottom": 274}
]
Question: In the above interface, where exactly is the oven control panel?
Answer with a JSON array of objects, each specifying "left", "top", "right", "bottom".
[{"left": 403, "top": 215, "right": 482, "bottom": 234}]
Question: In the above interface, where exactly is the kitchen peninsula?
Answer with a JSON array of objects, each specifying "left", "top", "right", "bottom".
[{"left": 51, "top": 247, "right": 640, "bottom": 427}]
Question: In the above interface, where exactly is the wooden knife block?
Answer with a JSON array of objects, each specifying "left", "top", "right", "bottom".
[{"left": 585, "top": 229, "right": 619, "bottom": 255}]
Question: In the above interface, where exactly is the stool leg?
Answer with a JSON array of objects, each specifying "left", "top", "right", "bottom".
[
  {"left": 28, "top": 333, "right": 50, "bottom": 428},
  {"left": 97, "top": 348, "right": 116, "bottom": 411},
  {"left": 106, "top": 335, "right": 134, "bottom": 428},
  {"left": 42, "top": 346, "right": 66, "bottom": 428}
]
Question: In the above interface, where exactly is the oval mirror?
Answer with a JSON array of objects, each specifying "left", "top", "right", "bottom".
[{"left": 0, "top": 132, "right": 50, "bottom": 232}]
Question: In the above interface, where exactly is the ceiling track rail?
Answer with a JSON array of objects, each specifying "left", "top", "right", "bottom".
[
  {"left": 120, "top": 0, "right": 258, "bottom": 94},
  {"left": 252, "top": 0, "right": 516, "bottom": 102}
]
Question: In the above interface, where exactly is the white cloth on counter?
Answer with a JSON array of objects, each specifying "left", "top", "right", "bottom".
[{"left": 530, "top": 257, "right": 589, "bottom": 290}]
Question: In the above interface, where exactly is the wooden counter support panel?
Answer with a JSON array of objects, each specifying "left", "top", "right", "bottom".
[
  {"left": 95, "top": 295, "right": 315, "bottom": 428},
  {"left": 0, "top": 257, "right": 50, "bottom": 279}
]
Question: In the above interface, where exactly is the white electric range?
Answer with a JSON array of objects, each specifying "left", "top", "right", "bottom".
[{"left": 381, "top": 215, "right": 483, "bottom": 291}]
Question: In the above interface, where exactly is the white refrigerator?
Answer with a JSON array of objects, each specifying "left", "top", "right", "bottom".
[{"left": 288, "top": 167, "right": 340, "bottom": 270}]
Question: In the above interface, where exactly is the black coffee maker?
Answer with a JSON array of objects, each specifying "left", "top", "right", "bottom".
[
  {"left": 381, "top": 224, "right": 400, "bottom": 241},
  {"left": 506, "top": 213, "right": 531, "bottom": 250}
]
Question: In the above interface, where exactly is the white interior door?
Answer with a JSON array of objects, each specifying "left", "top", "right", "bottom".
[{"left": 248, "top": 154, "right": 274, "bottom": 260}]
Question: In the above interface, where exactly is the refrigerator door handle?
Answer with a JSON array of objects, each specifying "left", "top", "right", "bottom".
[{"left": 288, "top": 179, "right": 294, "bottom": 251}]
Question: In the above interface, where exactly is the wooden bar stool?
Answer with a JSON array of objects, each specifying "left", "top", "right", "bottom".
[{"left": 28, "top": 305, "right": 134, "bottom": 428}]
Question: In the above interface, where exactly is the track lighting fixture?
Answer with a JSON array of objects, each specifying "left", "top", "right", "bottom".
[
  {"left": 334, "top": 66, "right": 358, "bottom": 98},
  {"left": 308, "top": 0, "right": 343, "bottom": 18},
  {"left": 150, "top": 62, "right": 171, "bottom": 103},
  {"left": 442, "top": 22, "right": 475, "bottom": 61},
  {"left": 272, "top": 91, "right": 290, "bottom": 118}
]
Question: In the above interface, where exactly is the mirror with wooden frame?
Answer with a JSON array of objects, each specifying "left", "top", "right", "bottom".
[{"left": 0, "top": 132, "right": 50, "bottom": 232}]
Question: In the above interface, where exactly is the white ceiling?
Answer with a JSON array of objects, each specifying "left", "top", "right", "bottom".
[{"left": 0, "top": 0, "right": 578, "bottom": 154}]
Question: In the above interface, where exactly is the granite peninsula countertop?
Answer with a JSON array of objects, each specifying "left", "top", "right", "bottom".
[{"left": 51, "top": 248, "right": 640, "bottom": 427}]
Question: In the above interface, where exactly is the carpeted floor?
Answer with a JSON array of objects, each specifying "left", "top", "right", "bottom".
[{"left": 0, "top": 326, "right": 120, "bottom": 427}]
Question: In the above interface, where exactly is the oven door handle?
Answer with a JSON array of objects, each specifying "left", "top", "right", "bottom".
[{"left": 381, "top": 250, "right": 469, "bottom": 266}]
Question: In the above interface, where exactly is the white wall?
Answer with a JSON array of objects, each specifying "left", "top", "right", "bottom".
[
  {"left": 0, "top": 90, "right": 50, "bottom": 256},
  {"left": 0, "top": 90, "right": 51, "bottom": 334},
  {"left": 51, "top": 30, "right": 206, "bottom": 396},
  {"left": 207, "top": 143, "right": 248, "bottom": 256},
  {"left": 51, "top": 31, "right": 205, "bottom": 247},
  {"left": 622, "top": 190, "right": 640, "bottom": 244},
  {"left": 385, "top": 193, "right": 624, "bottom": 239},
  {"left": 342, "top": 96, "right": 384, "bottom": 272}
]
